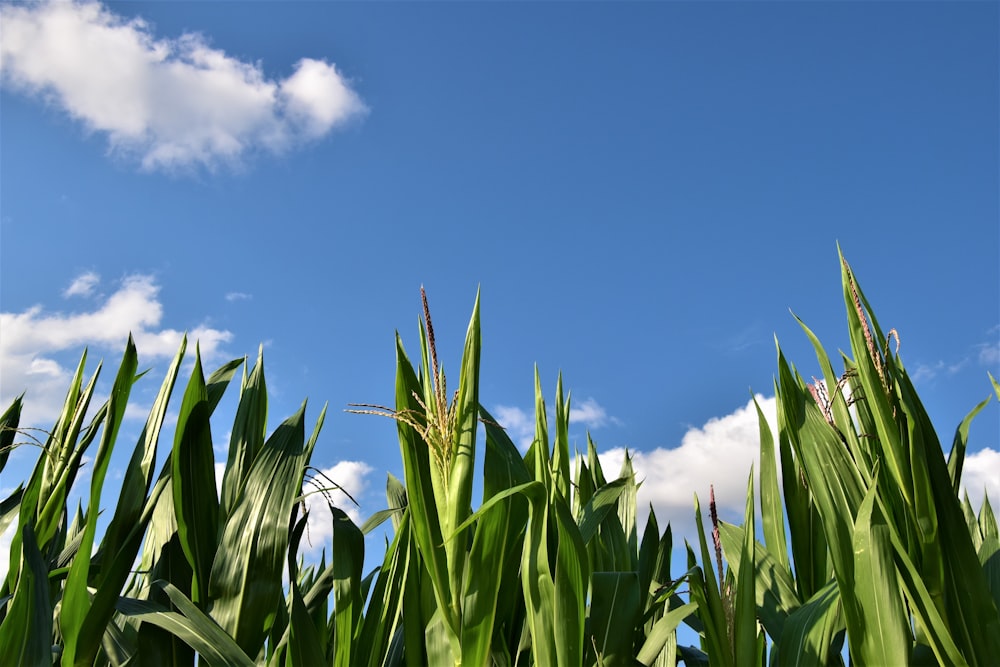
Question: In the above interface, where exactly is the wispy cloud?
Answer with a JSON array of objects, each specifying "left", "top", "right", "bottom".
[
  {"left": 491, "top": 405, "right": 535, "bottom": 450},
  {"left": 225, "top": 292, "right": 253, "bottom": 302},
  {"left": 570, "top": 397, "right": 612, "bottom": 429},
  {"left": 718, "top": 323, "right": 766, "bottom": 354},
  {"left": 0, "top": 272, "right": 232, "bottom": 426},
  {"left": 978, "top": 339, "right": 1000, "bottom": 367},
  {"left": 63, "top": 271, "right": 100, "bottom": 298},
  {"left": 911, "top": 359, "right": 969, "bottom": 384},
  {"left": 0, "top": 1, "right": 366, "bottom": 172},
  {"left": 491, "top": 397, "right": 618, "bottom": 451},
  {"left": 911, "top": 327, "right": 1000, "bottom": 384}
]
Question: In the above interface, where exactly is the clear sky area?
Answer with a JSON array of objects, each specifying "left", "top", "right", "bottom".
[{"left": 1, "top": 1, "right": 998, "bottom": 573}]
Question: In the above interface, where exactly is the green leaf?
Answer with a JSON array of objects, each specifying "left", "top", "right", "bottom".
[
  {"left": 948, "top": 395, "right": 991, "bottom": 496},
  {"left": 220, "top": 346, "right": 268, "bottom": 525},
  {"left": 77, "top": 337, "right": 186, "bottom": 666},
  {"left": 686, "top": 495, "right": 733, "bottom": 667},
  {"left": 392, "top": 332, "right": 457, "bottom": 647},
  {"left": 117, "top": 582, "right": 255, "bottom": 667},
  {"left": 773, "top": 358, "right": 827, "bottom": 602},
  {"left": 0, "top": 485, "right": 24, "bottom": 545},
  {"left": 332, "top": 507, "right": 364, "bottom": 667},
  {"left": 172, "top": 346, "right": 220, "bottom": 606},
  {"left": 851, "top": 476, "right": 910, "bottom": 664},
  {"left": 357, "top": 512, "right": 411, "bottom": 666},
  {"left": 577, "top": 478, "right": 628, "bottom": 545},
  {"left": 209, "top": 402, "right": 320, "bottom": 658},
  {"left": 551, "top": 374, "right": 572, "bottom": 504},
  {"left": 458, "top": 408, "right": 531, "bottom": 667},
  {"left": 636, "top": 602, "right": 697, "bottom": 666},
  {"left": 718, "top": 521, "right": 799, "bottom": 644},
  {"left": 777, "top": 580, "right": 844, "bottom": 667},
  {"left": 61, "top": 336, "right": 138, "bottom": 666},
  {"left": 444, "top": 289, "right": 481, "bottom": 634},
  {"left": 754, "top": 394, "right": 789, "bottom": 575},
  {"left": 733, "top": 470, "right": 758, "bottom": 663},
  {"left": 589, "top": 572, "right": 641, "bottom": 665},
  {"left": 0, "top": 524, "right": 53, "bottom": 666},
  {"left": 0, "top": 395, "right": 23, "bottom": 474}
]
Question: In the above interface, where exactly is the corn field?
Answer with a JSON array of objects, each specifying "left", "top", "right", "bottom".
[{"left": 1, "top": 251, "right": 998, "bottom": 666}]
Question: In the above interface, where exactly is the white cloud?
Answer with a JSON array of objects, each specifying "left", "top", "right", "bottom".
[
  {"left": 492, "top": 405, "right": 534, "bottom": 450},
  {"left": 0, "top": 522, "right": 13, "bottom": 585},
  {"left": 569, "top": 397, "right": 609, "bottom": 429},
  {"left": 597, "top": 395, "right": 778, "bottom": 545},
  {"left": 491, "top": 397, "right": 617, "bottom": 452},
  {"left": 63, "top": 271, "right": 100, "bottom": 298},
  {"left": 279, "top": 58, "right": 362, "bottom": 139},
  {"left": 962, "top": 447, "right": 1000, "bottom": 513},
  {"left": 0, "top": 1, "right": 366, "bottom": 172},
  {"left": 978, "top": 342, "right": 1000, "bottom": 367},
  {"left": 299, "top": 460, "right": 374, "bottom": 552},
  {"left": 912, "top": 359, "right": 969, "bottom": 384},
  {"left": 0, "top": 272, "right": 232, "bottom": 428},
  {"left": 225, "top": 292, "right": 252, "bottom": 302}
]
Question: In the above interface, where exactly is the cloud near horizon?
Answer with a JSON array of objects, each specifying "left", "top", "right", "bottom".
[
  {"left": 299, "top": 460, "right": 374, "bottom": 552},
  {"left": 597, "top": 395, "right": 999, "bottom": 547},
  {"left": 0, "top": 272, "right": 232, "bottom": 427},
  {"left": 598, "top": 395, "right": 778, "bottom": 542},
  {"left": 0, "top": 1, "right": 366, "bottom": 172}
]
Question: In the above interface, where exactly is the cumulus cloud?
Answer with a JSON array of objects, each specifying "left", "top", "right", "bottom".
[
  {"left": 299, "top": 460, "right": 374, "bottom": 552},
  {"left": 597, "top": 395, "right": 778, "bottom": 545},
  {"left": 0, "top": 272, "right": 232, "bottom": 427},
  {"left": 0, "top": 522, "right": 13, "bottom": 585},
  {"left": 962, "top": 447, "right": 1000, "bottom": 512},
  {"left": 0, "top": 1, "right": 366, "bottom": 172}
]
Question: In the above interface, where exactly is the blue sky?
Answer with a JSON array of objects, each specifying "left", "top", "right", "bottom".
[{"left": 1, "top": 1, "right": 998, "bottom": 573}]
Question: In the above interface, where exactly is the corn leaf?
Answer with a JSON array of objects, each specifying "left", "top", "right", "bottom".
[
  {"left": 220, "top": 346, "right": 268, "bottom": 526},
  {"left": 76, "top": 337, "right": 186, "bottom": 666},
  {"left": 733, "top": 470, "right": 758, "bottom": 663},
  {"left": 171, "top": 346, "right": 220, "bottom": 607},
  {"left": 208, "top": 401, "right": 321, "bottom": 658},
  {"left": 718, "top": 521, "right": 799, "bottom": 643},
  {"left": 0, "top": 524, "right": 52, "bottom": 666},
  {"left": 947, "top": 395, "right": 991, "bottom": 496},
  {"left": 61, "top": 336, "right": 137, "bottom": 666},
  {"left": 331, "top": 507, "right": 364, "bottom": 667},
  {"left": 754, "top": 395, "right": 789, "bottom": 575},
  {"left": 117, "top": 582, "right": 254, "bottom": 667},
  {"left": 589, "top": 572, "right": 641, "bottom": 665},
  {"left": 776, "top": 580, "right": 844, "bottom": 667},
  {"left": 851, "top": 475, "right": 910, "bottom": 664}
]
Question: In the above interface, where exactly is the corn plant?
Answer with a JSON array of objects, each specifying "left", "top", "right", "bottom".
[
  {"left": 716, "top": 248, "right": 1000, "bottom": 665},
  {"left": 0, "top": 337, "right": 328, "bottom": 665},
  {"left": 3, "top": 251, "right": 992, "bottom": 665},
  {"left": 0, "top": 287, "right": 693, "bottom": 666},
  {"left": 347, "top": 288, "right": 694, "bottom": 666}
]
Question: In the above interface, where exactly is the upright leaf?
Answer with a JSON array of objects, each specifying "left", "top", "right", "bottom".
[{"left": 172, "top": 347, "right": 220, "bottom": 606}]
